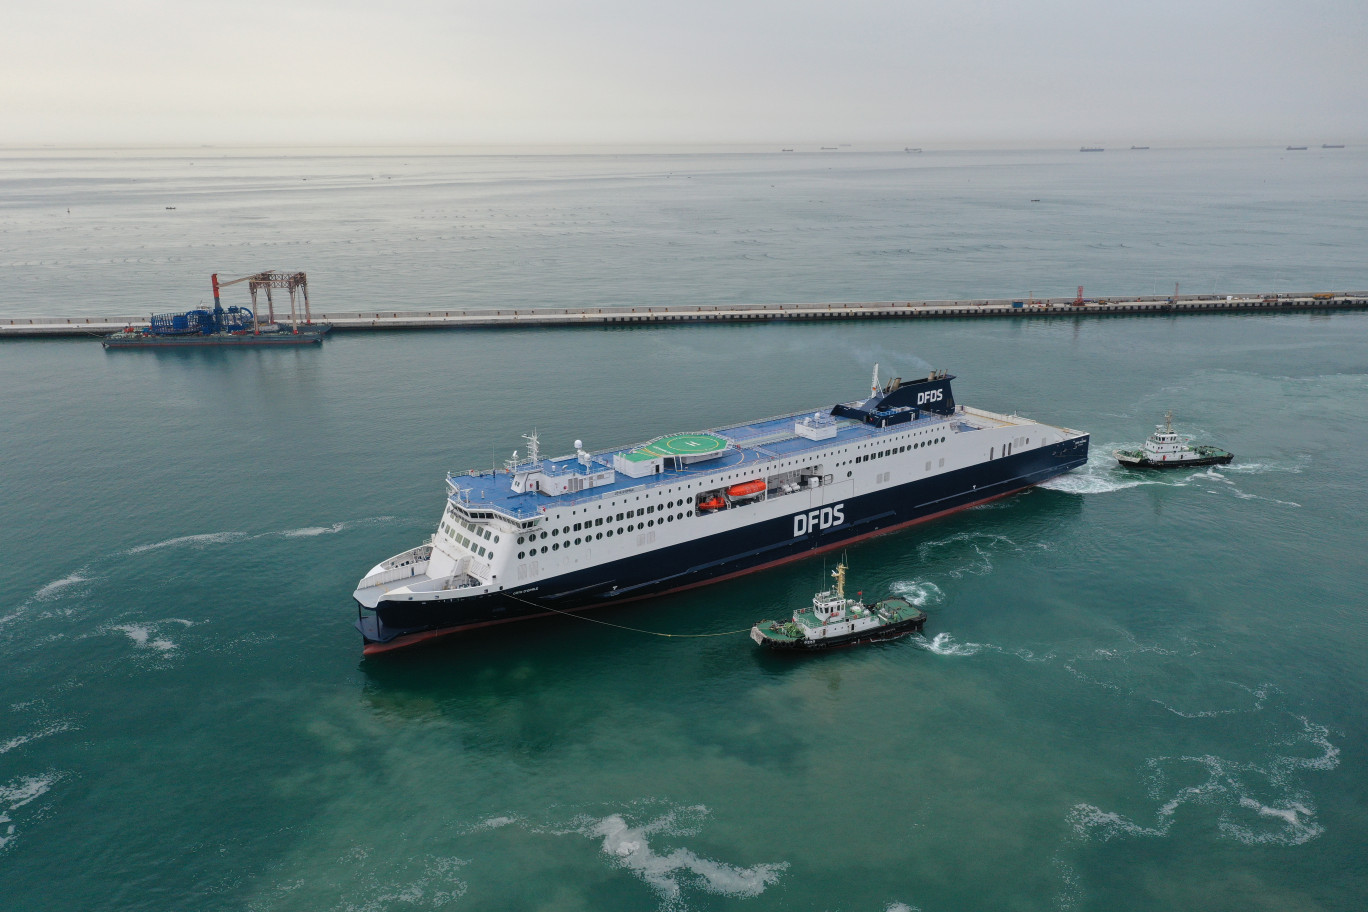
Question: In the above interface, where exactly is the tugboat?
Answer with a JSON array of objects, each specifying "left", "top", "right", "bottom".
[
  {"left": 1114, "top": 412, "right": 1234, "bottom": 469},
  {"left": 750, "top": 562, "right": 927, "bottom": 651}
]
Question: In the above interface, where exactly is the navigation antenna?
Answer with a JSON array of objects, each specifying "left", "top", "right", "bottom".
[
  {"left": 1163, "top": 411, "right": 1174, "bottom": 434},
  {"left": 523, "top": 430, "right": 542, "bottom": 466},
  {"left": 832, "top": 561, "right": 847, "bottom": 602},
  {"left": 454, "top": 483, "right": 473, "bottom": 503},
  {"left": 504, "top": 449, "right": 520, "bottom": 474}
]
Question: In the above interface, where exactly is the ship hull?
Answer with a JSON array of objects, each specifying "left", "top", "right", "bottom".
[
  {"left": 358, "top": 435, "right": 1088, "bottom": 652},
  {"left": 750, "top": 614, "right": 927, "bottom": 650},
  {"left": 102, "top": 327, "right": 330, "bottom": 348}
]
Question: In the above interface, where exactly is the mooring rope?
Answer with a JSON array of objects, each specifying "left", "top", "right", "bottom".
[{"left": 503, "top": 591, "right": 750, "bottom": 638}]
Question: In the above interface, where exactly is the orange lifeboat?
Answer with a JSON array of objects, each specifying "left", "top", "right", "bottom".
[
  {"left": 697, "top": 496, "right": 726, "bottom": 512},
  {"left": 727, "top": 479, "right": 766, "bottom": 498}
]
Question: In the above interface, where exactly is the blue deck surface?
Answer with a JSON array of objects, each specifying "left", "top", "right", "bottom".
[{"left": 448, "top": 404, "right": 965, "bottom": 519}]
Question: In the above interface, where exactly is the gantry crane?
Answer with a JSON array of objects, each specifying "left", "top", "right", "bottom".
[{"left": 211, "top": 271, "right": 314, "bottom": 334}]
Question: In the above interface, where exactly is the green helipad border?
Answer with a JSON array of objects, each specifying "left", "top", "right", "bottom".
[{"left": 628, "top": 432, "right": 729, "bottom": 460}]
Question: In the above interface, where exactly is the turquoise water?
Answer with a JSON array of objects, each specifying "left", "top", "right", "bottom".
[{"left": 2, "top": 149, "right": 1367, "bottom": 911}]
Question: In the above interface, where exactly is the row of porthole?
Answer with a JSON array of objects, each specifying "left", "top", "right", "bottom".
[
  {"left": 854, "top": 437, "right": 945, "bottom": 464},
  {"left": 517, "top": 497, "right": 694, "bottom": 544},
  {"left": 517, "top": 512, "right": 692, "bottom": 558}
]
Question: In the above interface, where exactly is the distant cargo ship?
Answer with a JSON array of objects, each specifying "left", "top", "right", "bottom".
[
  {"left": 1080, "top": 147, "right": 1104, "bottom": 152},
  {"left": 353, "top": 368, "right": 1090, "bottom": 653}
]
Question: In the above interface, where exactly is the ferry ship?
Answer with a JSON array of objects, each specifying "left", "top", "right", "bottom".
[{"left": 353, "top": 369, "right": 1090, "bottom": 653}]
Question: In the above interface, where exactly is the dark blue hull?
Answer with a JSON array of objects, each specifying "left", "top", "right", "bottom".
[{"left": 358, "top": 434, "right": 1089, "bottom": 651}]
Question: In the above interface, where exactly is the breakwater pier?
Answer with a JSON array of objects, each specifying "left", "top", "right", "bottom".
[{"left": 3, "top": 292, "right": 1365, "bottom": 338}]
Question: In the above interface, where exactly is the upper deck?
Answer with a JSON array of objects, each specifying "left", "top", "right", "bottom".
[{"left": 446, "top": 397, "right": 1022, "bottom": 524}]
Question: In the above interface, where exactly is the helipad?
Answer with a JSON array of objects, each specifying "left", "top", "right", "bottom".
[{"left": 625, "top": 432, "right": 730, "bottom": 461}]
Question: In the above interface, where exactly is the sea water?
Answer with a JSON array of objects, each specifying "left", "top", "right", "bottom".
[{"left": 2, "top": 147, "right": 1366, "bottom": 911}]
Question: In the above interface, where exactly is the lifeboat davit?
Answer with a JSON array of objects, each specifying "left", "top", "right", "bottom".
[{"left": 727, "top": 479, "right": 766, "bottom": 498}]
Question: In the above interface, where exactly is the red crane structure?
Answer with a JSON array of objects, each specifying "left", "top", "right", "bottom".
[{"left": 211, "top": 271, "right": 314, "bottom": 334}]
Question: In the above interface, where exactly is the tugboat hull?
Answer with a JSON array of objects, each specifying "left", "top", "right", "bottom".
[
  {"left": 750, "top": 613, "right": 926, "bottom": 650},
  {"left": 1114, "top": 450, "right": 1234, "bottom": 469}
]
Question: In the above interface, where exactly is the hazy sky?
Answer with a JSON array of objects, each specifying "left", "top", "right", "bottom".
[{"left": 3, "top": 0, "right": 1365, "bottom": 146}]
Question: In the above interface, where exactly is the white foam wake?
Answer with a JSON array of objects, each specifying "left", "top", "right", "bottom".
[
  {"left": 278, "top": 523, "right": 348, "bottom": 538},
  {"left": 0, "top": 721, "right": 74, "bottom": 756},
  {"left": 1191, "top": 468, "right": 1301, "bottom": 507},
  {"left": 586, "top": 811, "right": 787, "bottom": 903},
  {"left": 888, "top": 579, "right": 944, "bottom": 608},
  {"left": 914, "top": 531, "right": 1029, "bottom": 578},
  {"left": 113, "top": 624, "right": 178, "bottom": 652},
  {"left": 127, "top": 517, "right": 396, "bottom": 553},
  {"left": 1217, "top": 458, "right": 1308, "bottom": 476},
  {"left": 1039, "top": 473, "right": 1149, "bottom": 496},
  {"left": 1069, "top": 717, "right": 1339, "bottom": 847},
  {"left": 126, "top": 531, "right": 248, "bottom": 554},
  {"left": 0, "top": 771, "right": 64, "bottom": 853},
  {"left": 1151, "top": 682, "right": 1275, "bottom": 719},
  {"left": 1040, "top": 446, "right": 1191, "bottom": 496},
  {"left": 913, "top": 632, "right": 990, "bottom": 656},
  {"left": 273, "top": 515, "right": 395, "bottom": 539},
  {"left": 34, "top": 573, "right": 93, "bottom": 600},
  {"left": 444, "top": 804, "right": 787, "bottom": 908},
  {"left": 470, "top": 815, "right": 518, "bottom": 831}
]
